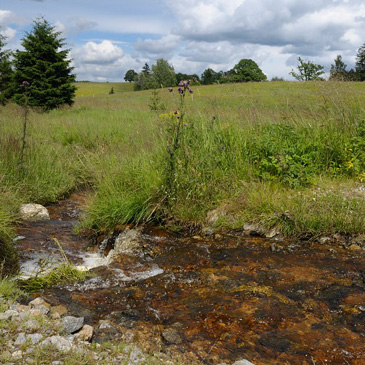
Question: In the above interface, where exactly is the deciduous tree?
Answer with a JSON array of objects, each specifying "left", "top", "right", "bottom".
[
  {"left": 152, "top": 59, "right": 176, "bottom": 88},
  {"left": 229, "top": 59, "right": 267, "bottom": 82},
  {"left": 330, "top": 55, "right": 348, "bottom": 80},
  {"left": 124, "top": 69, "right": 137, "bottom": 82},
  {"left": 12, "top": 18, "right": 76, "bottom": 111},
  {"left": 289, "top": 57, "right": 325, "bottom": 81}
]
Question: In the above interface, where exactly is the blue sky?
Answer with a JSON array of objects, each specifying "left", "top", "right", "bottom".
[{"left": 1, "top": 0, "right": 364, "bottom": 81}]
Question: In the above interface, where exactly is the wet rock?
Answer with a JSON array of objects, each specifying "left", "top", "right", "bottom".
[
  {"left": 243, "top": 223, "right": 265, "bottom": 236},
  {"left": 74, "top": 325, "right": 94, "bottom": 342},
  {"left": 271, "top": 243, "right": 282, "bottom": 252},
  {"left": 233, "top": 360, "right": 255, "bottom": 365},
  {"left": 162, "top": 328, "right": 182, "bottom": 344},
  {"left": 40, "top": 336, "right": 72, "bottom": 351},
  {"left": 108, "top": 228, "right": 144, "bottom": 259},
  {"left": 62, "top": 316, "right": 84, "bottom": 334},
  {"left": 19, "top": 204, "right": 50, "bottom": 222},
  {"left": 266, "top": 228, "right": 280, "bottom": 238}
]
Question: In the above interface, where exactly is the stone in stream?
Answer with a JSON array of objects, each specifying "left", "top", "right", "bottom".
[
  {"left": 62, "top": 316, "right": 84, "bottom": 334},
  {"left": 19, "top": 204, "right": 50, "bottom": 221},
  {"left": 161, "top": 328, "right": 182, "bottom": 345}
]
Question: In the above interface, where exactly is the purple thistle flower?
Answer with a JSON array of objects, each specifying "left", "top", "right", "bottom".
[
  {"left": 189, "top": 89, "right": 193, "bottom": 94},
  {"left": 178, "top": 81, "right": 184, "bottom": 86},
  {"left": 174, "top": 110, "right": 178, "bottom": 115},
  {"left": 178, "top": 87, "right": 184, "bottom": 94},
  {"left": 168, "top": 87, "right": 173, "bottom": 92}
]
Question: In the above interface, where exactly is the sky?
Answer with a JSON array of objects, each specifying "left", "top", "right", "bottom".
[{"left": 1, "top": 0, "right": 364, "bottom": 82}]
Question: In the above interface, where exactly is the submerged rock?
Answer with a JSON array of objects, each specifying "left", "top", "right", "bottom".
[
  {"left": 19, "top": 204, "right": 50, "bottom": 222},
  {"left": 107, "top": 228, "right": 144, "bottom": 260}
]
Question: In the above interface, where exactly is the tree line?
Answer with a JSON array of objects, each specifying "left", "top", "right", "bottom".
[
  {"left": 126, "top": 45, "right": 365, "bottom": 90},
  {"left": 1, "top": 17, "right": 364, "bottom": 110}
]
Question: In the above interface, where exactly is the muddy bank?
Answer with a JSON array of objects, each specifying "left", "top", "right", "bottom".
[{"left": 15, "top": 194, "right": 365, "bottom": 364}]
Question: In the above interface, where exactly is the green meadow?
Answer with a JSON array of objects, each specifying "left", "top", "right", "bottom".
[{"left": 1, "top": 81, "right": 365, "bottom": 271}]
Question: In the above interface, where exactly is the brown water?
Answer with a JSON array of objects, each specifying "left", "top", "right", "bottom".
[{"left": 16, "top": 194, "right": 365, "bottom": 364}]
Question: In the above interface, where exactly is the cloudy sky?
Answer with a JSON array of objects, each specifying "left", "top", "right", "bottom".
[{"left": 1, "top": 0, "right": 364, "bottom": 81}]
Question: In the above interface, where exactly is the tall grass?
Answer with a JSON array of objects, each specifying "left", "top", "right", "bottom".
[{"left": 0, "top": 81, "right": 364, "bottom": 259}]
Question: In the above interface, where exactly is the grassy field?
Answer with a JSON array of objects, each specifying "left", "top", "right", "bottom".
[{"left": 1, "top": 81, "right": 365, "bottom": 272}]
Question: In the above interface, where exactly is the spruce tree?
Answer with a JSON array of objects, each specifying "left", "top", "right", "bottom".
[
  {"left": 0, "top": 33, "right": 14, "bottom": 105},
  {"left": 12, "top": 18, "right": 76, "bottom": 111}
]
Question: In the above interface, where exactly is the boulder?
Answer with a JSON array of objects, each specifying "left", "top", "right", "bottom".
[
  {"left": 20, "top": 204, "right": 50, "bottom": 222},
  {"left": 40, "top": 336, "right": 72, "bottom": 351},
  {"left": 62, "top": 316, "right": 84, "bottom": 334},
  {"left": 74, "top": 325, "right": 94, "bottom": 342}
]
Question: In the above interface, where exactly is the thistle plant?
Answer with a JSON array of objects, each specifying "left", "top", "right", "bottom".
[{"left": 164, "top": 79, "right": 195, "bottom": 209}]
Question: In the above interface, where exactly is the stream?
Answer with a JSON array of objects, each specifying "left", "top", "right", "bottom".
[{"left": 15, "top": 193, "right": 365, "bottom": 364}]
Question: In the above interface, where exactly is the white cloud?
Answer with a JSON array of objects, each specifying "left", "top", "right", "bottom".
[
  {"left": 72, "top": 40, "right": 124, "bottom": 65},
  {"left": 135, "top": 34, "right": 180, "bottom": 58}
]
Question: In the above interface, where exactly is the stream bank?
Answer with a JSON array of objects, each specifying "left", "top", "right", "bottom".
[{"left": 12, "top": 193, "right": 365, "bottom": 364}]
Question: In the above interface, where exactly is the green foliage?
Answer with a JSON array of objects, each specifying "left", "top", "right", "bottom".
[
  {"left": 355, "top": 43, "right": 365, "bottom": 81},
  {"left": 17, "top": 263, "right": 90, "bottom": 292},
  {"left": 0, "top": 33, "right": 14, "bottom": 105},
  {"left": 330, "top": 55, "right": 348, "bottom": 81},
  {"left": 134, "top": 59, "right": 176, "bottom": 91},
  {"left": 230, "top": 59, "right": 267, "bottom": 82},
  {"left": 176, "top": 72, "right": 200, "bottom": 84},
  {"left": 12, "top": 18, "right": 76, "bottom": 111},
  {"left": 290, "top": 57, "right": 325, "bottom": 81},
  {"left": 0, "top": 276, "right": 25, "bottom": 302},
  {"left": 124, "top": 69, "right": 137, "bottom": 82}
]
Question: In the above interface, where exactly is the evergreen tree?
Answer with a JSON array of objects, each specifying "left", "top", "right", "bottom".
[
  {"left": 0, "top": 33, "right": 14, "bottom": 105},
  {"left": 12, "top": 18, "right": 76, "bottom": 111},
  {"left": 355, "top": 43, "right": 365, "bottom": 81},
  {"left": 330, "top": 55, "right": 348, "bottom": 80}
]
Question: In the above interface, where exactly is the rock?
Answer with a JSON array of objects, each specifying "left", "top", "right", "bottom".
[
  {"left": 74, "top": 325, "right": 94, "bottom": 342},
  {"left": 50, "top": 305, "right": 67, "bottom": 318},
  {"left": 162, "top": 328, "right": 182, "bottom": 344},
  {"left": 62, "top": 316, "right": 84, "bottom": 334},
  {"left": 107, "top": 228, "right": 144, "bottom": 260},
  {"left": 29, "top": 297, "right": 48, "bottom": 308},
  {"left": 24, "top": 319, "right": 40, "bottom": 331},
  {"left": 19, "top": 204, "right": 50, "bottom": 222},
  {"left": 30, "top": 309, "right": 44, "bottom": 317},
  {"left": 127, "top": 346, "right": 146, "bottom": 364},
  {"left": 319, "top": 237, "right": 331, "bottom": 244},
  {"left": 233, "top": 360, "right": 255, "bottom": 365},
  {"left": 27, "top": 334, "right": 43, "bottom": 345},
  {"left": 40, "top": 336, "right": 72, "bottom": 351},
  {"left": 0, "top": 310, "right": 19, "bottom": 321},
  {"left": 206, "top": 208, "right": 224, "bottom": 225},
  {"left": 348, "top": 244, "right": 362, "bottom": 251},
  {"left": 266, "top": 228, "right": 279, "bottom": 238},
  {"left": 14, "top": 333, "right": 27, "bottom": 346},
  {"left": 33, "top": 305, "right": 50, "bottom": 316},
  {"left": 243, "top": 223, "right": 264, "bottom": 236},
  {"left": 11, "top": 350, "right": 23, "bottom": 360}
]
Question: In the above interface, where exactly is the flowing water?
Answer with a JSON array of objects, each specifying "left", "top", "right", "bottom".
[{"left": 15, "top": 194, "right": 365, "bottom": 364}]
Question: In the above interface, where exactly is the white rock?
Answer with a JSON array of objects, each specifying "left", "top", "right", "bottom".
[
  {"left": 19, "top": 204, "right": 50, "bottom": 222},
  {"left": 40, "top": 336, "right": 72, "bottom": 351},
  {"left": 233, "top": 360, "right": 255, "bottom": 365},
  {"left": 14, "top": 333, "right": 27, "bottom": 346}
]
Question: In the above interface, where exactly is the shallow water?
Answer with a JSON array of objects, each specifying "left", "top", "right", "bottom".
[{"left": 16, "top": 194, "right": 365, "bottom": 364}]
